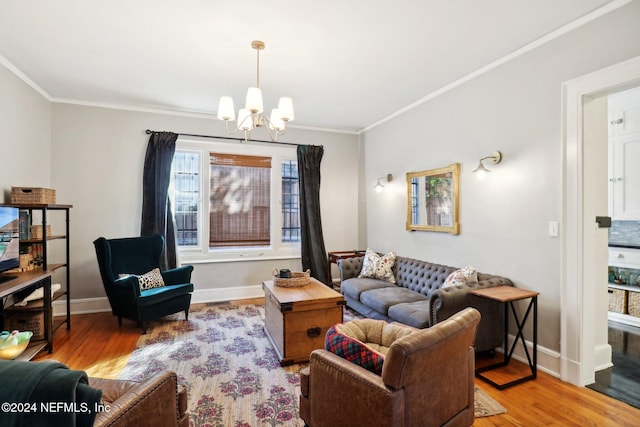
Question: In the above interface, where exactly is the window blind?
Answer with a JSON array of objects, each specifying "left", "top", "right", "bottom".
[{"left": 209, "top": 153, "right": 271, "bottom": 248}]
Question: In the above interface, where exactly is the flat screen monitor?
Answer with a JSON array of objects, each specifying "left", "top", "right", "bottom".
[{"left": 0, "top": 206, "right": 20, "bottom": 275}]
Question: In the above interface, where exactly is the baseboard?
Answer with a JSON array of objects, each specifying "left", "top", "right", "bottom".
[
  {"left": 501, "top": 332, "right": 612, "bottom": 386},
  {"left": 499, "top": 333, "right": 561, "bottom": 379},
  {"left": 52, "top": 285, "right": 266, "bottom": 316},
  {"left": 190, "top": 285, "right": 264, "bottom": 304},
  {"left": 560, "top": 356, "right": 583, "bottom": 385},
  {"left": 53, "top": 296, "right": 111, "bottom": 316},
  {"left": 594, "top": 343, "right": 613, "bottom": 372}
]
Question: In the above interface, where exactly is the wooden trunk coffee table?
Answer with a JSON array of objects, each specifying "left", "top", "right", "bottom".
[{"left": 262, "top": 277, "right": 345, "bottom": 366}]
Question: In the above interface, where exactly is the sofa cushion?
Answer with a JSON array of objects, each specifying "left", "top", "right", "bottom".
[
  {"left": 358, "top": 249, "right": 397, "bottom": 283},
  {"left": 360, "top": 287, "right": 428, "bottom": 316},
  {"left": 341, "top": 277, "right": 395, "bottom": 301},
  {"left": 138, "top": 283, "right": 194, "bottom": 307},
  {"left": 388, "top": 301, "right": 431, "bottom": 329}
]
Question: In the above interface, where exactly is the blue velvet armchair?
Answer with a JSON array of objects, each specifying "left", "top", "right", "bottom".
[{"left": 93, "top": 234, "right": 194, "bottom": 333}]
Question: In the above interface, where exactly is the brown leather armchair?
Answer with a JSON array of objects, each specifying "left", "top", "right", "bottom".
[
  {"left": 299, "top": 307, "right": 480, "bottom": 427},
  {"left": 90, "top": 371, "right": 188, "bottom": 427}
]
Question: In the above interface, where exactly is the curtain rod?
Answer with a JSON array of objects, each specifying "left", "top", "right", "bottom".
[{"left": 145, "top": 129, "right": 300, "bottom": 147}]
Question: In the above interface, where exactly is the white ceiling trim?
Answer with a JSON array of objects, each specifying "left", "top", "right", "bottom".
[
  {"left": 49, "top": 97, "right": 359, "bottom": 135},
  {"left": 361, "top": 0, "right": 632, "bottom": 134},
  {"left": 1, "top": 46, "right": 358, "bottom": 136},
  {"left": 0, "top": 52, "right": 51, "bottom": 101},
  {"left": 51, "top": 97, "right": 218, "bottom": 120}
]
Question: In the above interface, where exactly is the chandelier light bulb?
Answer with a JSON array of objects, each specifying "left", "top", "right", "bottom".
[
  {"left": 269, "top": 109, "right": 285, "bottom": 131},
  {"left": 237, "top": 109, "right": 253, "bottom": 131},
  {"left": 245, "top": 87, "right": 264, "bottom": 113},
  {"left": 217, "top": 96, "right": 235, "bottom": 121},
  {"left": 278, "top": 97, "right": 294, "bottom": 121}
]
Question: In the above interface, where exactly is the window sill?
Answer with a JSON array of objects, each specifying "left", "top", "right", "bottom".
[{"left": 179, "top": 253, "right": 301, "bottom": 264}]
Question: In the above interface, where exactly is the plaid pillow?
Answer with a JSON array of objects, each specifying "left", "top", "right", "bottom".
[{"left": 325, "top": 324, "right": 385, "bottom": 375}]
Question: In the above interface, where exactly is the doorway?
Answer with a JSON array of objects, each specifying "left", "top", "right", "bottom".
[{"left": 561, "top": 55, "right": 640, "bottom": 387}]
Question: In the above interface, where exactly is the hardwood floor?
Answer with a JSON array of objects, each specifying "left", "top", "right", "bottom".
[
  {"left": 473, "top": 357, "right": 640, "bottom": 426},
  {"left": 34, "top": 303, "right": 640, "bottom": 426},
  {"left": 33, "top": 311, "right": 140, "bottom": 379},
  {"left": 588, "top": 321, "right": 640, "bottom": 409}
]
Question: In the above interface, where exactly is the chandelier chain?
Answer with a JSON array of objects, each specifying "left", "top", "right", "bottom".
[{"left": 256, "top": 46, "right": 260, "bottom": 88}]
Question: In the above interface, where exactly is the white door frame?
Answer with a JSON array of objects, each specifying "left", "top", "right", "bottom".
[{"left": 561, "top": 55, "right": 640, "bottom": 386}]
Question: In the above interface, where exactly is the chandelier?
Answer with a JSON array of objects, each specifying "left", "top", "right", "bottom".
[{"left": 217, "top": 40, "right": 294, "bottom": 142}]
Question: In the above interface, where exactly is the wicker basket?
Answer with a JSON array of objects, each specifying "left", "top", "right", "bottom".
[
  {"left": 608, "top": 288, "right": 627, "bottom": 314},
  {"left": 4, "top": 311, "right": 45, "bottom": 340},
  {"left": 628, "top": 291, "right": 640, "bottom": 317},
  {"left": 272, "top": 269, "right": 311, "bottom": 287},
  {"left": 11, "top": 187, "right": 56, "bottom": 205}
]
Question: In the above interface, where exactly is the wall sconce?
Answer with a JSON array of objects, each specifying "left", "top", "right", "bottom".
[
  {"left": 374, "top": 174, "right": 393, "bottom": 192},
  {"left": 472, "top": 151, "right": 503, "bottom": 180}
]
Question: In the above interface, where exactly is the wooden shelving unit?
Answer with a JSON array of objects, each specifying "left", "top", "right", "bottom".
[
  {"left": 608, "top": 282, "right": 640, "bottom": 328},
  {"left": 0, "top": 204, "right": 72, "bottom": 359},
  {"left": 0, "top": 270, "right": 54, "bottom": 358}
]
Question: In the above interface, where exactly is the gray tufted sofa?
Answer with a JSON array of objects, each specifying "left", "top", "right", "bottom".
[{"left": 338, "top": 255, "right": 513, "bottom": 352}]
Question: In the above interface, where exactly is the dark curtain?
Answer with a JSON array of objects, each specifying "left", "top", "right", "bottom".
[
  {"left": 297, "top": 145, "right": 329, "bottom": 284},
  {"left": 141, "top": 131, "right": 178, "bottom": 270}
]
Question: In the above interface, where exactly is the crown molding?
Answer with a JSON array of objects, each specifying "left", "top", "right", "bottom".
[
  {"left": 0, "top": 52, "right": 51, "bottom": 101},
  {"left": 361, "top": 0, "right": 633, "bottom": 133}
]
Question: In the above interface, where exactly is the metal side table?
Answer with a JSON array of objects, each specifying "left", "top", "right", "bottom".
[{"left": 471, "top": 285, "right": 539, "bottom": 389}]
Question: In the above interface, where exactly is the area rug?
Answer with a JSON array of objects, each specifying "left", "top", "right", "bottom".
[{"left": 118, "top": 303, "right": 505, "bottom": 426}]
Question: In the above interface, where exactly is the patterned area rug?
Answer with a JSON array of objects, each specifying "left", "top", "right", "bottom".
[
  {"left": 474, "top": 386, "right": 507, "bottom": 418},
  {"left": 118, "top": 303, "right": 505, "bottom": 426}
]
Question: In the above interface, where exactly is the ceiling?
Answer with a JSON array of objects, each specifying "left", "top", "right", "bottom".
[{"left": 0, "top": 0, "right": 617, "bottom": 133}]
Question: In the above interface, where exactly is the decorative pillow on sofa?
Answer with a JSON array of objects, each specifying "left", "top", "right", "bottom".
[
  {"left": 442, "top": 265, "right": 478, "bottom": 288},
  {"left": 325, "top": 323, "right": 386, "bottom": 375},
  {"left": 119, "top": 268, "right": 165, "bottom": 291},
  {"left": 358, "top": 248, "right": 397, "bottom": 284}
]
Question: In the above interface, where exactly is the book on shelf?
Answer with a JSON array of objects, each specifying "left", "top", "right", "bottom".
[
  {"left": 11, "top": 243, "right": 44, "bottom": 272},
  {"left": 18, "top": 211, "right": 29, "bottom": 239}
]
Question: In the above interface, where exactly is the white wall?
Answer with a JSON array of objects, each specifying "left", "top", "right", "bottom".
[
  {"left": 360, "top": 0, "right": 640, "bottom": 360},
  {"left": 0, "top": 62, "right": 51, "bottom": 199},
  {"left": 50, "top": 104, "right": 359, "bottom": 300}
]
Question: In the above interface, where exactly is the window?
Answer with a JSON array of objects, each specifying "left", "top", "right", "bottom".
[
  {"left": 281, "top": 159, "right": 300, "bottom": 243},
  {"left": 410, "top": 177, "right": 419, "bottom": 225},
  {"left": 169, "top": 139, "right": 300, "bottom": 261},
  {"left": 209, "top": 153, "right": 271, "bottom": 248},
  {"left": 170, "top": 151, "right": 200, "bottom": 247}
]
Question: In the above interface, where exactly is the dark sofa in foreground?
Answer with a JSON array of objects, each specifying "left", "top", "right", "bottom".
[
  {"left": 0, "top": 360, "right": 187, "bottom": 427},
  {"left": 338, "top": 255, "right": 513, "bottom": 352}
]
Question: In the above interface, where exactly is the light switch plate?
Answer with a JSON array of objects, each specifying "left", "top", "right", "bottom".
[{"left": 548, "top": 221, "right": 559, "bottom": 237}]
